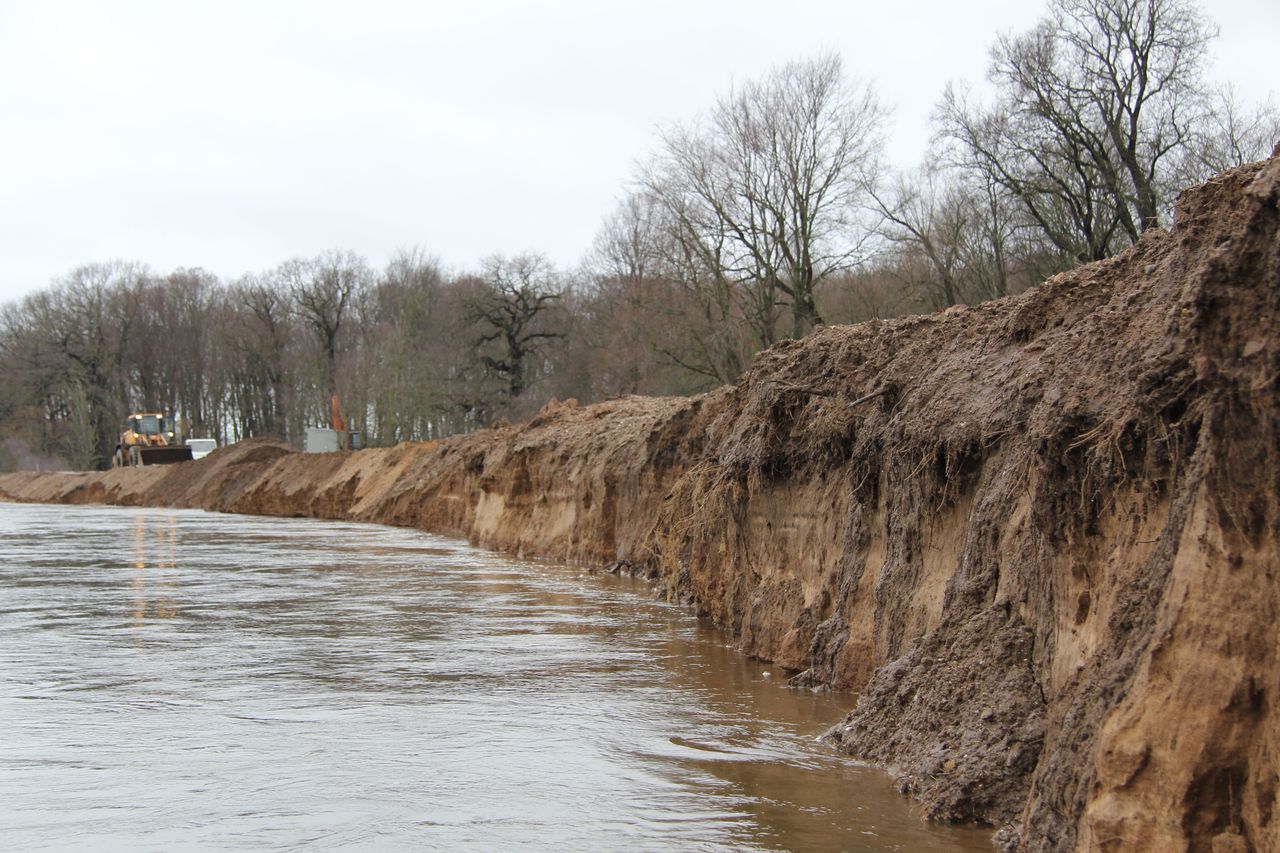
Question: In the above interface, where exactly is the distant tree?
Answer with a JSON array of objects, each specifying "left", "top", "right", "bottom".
[
  {"left": 581, "top": 194, "right": 720, "bottom": 396},
  {"left": 869, "top": 167, "right": 970, "bottom": 308},
  {"left": 467, "top": 253, "right": 565, "bottom": 401},
  {"left": 2, "top": 262, "right": 145, "bottom": 468},
  {"left": 590, "top": 187, "right": 753, "bottom": 388},
  {"left": 122, "top": 268, "right": 222, "bottom": 438},
  {"left": 224, "top": 277, "right": 296, "bottom": 440},
  {"left": 161, "top": 269, "right": 219, "bottom": 437},
  {"left": 869, "top": 164, "right": 1031, "bottom": 308},
  {"left": 359, "top": 248, "right": 452, "bottom": 443},
  {"left": 591, "top": 193, "right": 661, "bottom": 290},
  {"left": 646, "top": 190, "right": 755, "bottom": 385},
  {"left": 278, "top": 250, "right": 371, "bottom": 424},
  {"left": 819, "top": 267, "right": 918, "bottom": 324},
  {"left": 936, "top": 0, "right": 1265, "bottom": 264},
  {"left": 1184, "top": 86, "right": 1280, "bottom": 177},
  {"left": 644, "top": 52, "right": 886, "bottom": 340}
]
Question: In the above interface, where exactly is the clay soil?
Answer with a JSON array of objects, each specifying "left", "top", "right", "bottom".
[{"left": 4, "top": 153, "right": 1278, "bottom": 851}]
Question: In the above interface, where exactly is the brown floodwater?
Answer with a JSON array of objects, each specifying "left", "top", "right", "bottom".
[{"left": 0, "top": 503, "right": 992, "bottom": 851}]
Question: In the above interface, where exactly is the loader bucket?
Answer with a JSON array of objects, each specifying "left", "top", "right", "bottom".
[{"left": 133, "top": 445, "right": 194, "bottom": 466}]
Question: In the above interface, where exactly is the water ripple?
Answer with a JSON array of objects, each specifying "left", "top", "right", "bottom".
[{"left": 0, "top": 503, "right": 990, "bottom": 851}]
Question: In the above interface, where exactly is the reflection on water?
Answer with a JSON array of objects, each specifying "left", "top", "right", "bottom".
[
  {"left": 0, "top": 503, "right": 991, "bottom": 851},
  {"left": 131, "top": 513, "right": 179, "bottom": 623}
]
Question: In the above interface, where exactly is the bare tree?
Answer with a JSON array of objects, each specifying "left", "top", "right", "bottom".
[
  {"left": 582, "top": 192, "right": 747, "bottom": 395},
  {"left": 60, "top": 264, "right": 148, "bottom": 467},
  {"left": 819, "top": 268, "right": 918, "bottom": 324},
  {"left": 590, "top": 193, "right": 661, "bottom": 290},
  {"left": 467, "top": 253, "right": 565, "bottom": 401},
  {"left": 629, "top": 179, "right": 758, "bottom": 383},
  {"left": 161, "top": 269, "right": 218, "bottom": 437},
  {"left": 645, "top": 53, "right": 886, "bottom": 340},
  {"left": 939, "top": 0, "right": 1219, "bottom": 263},
  {"left": 278, "top": 250, "right": 371, "bottom": 423},
  {"left": 360, "top": 248, "right": 454, "bottom": 443},
  {"left": 582, "top": 195, "right": 665, "bottom": 395},
  {"left": 870, "top": 167, "right": 970, "bottom": 308},
  {"left": 121, "top": 268, "right": 222, "bottom": 438},
  {"left": 1184, "top": 86, "right": 1280, "bottom": 177},
  {"left": 0, "top": 262, "right": 146, "bottom": 468},
  {"left": 224, "top": 276, "right": 296, "bottom": 440},
  {"left": 869, "top": 164, "right": 1031, "bottom": 308}
]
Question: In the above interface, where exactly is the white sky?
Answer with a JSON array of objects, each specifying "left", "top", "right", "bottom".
[{"left": 1, "top": 0, "right": 1276, "bottom": 304}]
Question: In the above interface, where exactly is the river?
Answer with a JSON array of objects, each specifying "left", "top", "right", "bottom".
[{"left": 0, "top": 503, "right": 991, "bottom": 851}]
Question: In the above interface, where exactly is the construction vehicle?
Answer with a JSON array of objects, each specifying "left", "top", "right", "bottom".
[
  {"left": 113, "top": 413, "right": 194, "bottom": 467},
  {"left": 304, "top": 393, "right": 361, "bottom": 453}
]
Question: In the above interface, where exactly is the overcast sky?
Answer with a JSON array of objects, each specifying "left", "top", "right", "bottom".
[{"left": 1, "top": 0, "right": 1275, "bottom": 304}]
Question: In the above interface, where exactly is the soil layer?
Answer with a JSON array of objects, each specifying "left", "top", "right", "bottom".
[{"left": 4, "top": 154, "right": 1279, "bottom": 851}]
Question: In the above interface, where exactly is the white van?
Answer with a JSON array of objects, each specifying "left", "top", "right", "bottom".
[{"left": 187, "top": 438, "right": 218, "bottom": 460}]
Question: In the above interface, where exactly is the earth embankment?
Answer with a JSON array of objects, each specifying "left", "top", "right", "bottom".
[{"left": 4, "top": 153, "right": 1278, "bottom": 851}]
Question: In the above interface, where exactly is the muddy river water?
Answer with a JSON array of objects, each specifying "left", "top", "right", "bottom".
[{"left": 0, "top": 503, "right": 991, "bottom": 851}]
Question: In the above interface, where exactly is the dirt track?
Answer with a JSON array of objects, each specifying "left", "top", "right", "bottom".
[{"left": 4, "top": 153, "right": 1278, "bottom": 851}]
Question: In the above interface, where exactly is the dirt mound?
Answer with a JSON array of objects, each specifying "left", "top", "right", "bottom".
[{"left": 3, "top": 154, "right": 1277, "bottom": 851}]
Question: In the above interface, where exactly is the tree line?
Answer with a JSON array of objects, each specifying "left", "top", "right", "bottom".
[{"left": 2, "top": 0, "right": 1275, "bottom": 471}]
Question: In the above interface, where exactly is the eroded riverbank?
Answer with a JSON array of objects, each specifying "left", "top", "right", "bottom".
[{"left": 4, "top": 154, "right": 1278, "bottom": 850}]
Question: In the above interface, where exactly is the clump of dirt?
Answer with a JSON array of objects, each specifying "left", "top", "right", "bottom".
[
  {"left": 3, "top": 154, "right": 1278, "bottom": 852},
  {"left": 826, "top": 605, "right": 1046, "bottom": 826}
]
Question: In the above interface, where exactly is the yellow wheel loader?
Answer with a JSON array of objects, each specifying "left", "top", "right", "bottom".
[{"left": 113, "top": 413, "right": 194, "bottom": 467}]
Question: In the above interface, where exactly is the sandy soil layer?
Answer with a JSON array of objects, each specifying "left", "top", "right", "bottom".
[{"left": 4, "top": 153, "right": 1277, "bottom": 851}]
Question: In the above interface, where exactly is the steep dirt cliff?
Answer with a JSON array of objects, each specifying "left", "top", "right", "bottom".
[{"left": 3, "top": 154, "right": 1277, "bottom": 851}]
